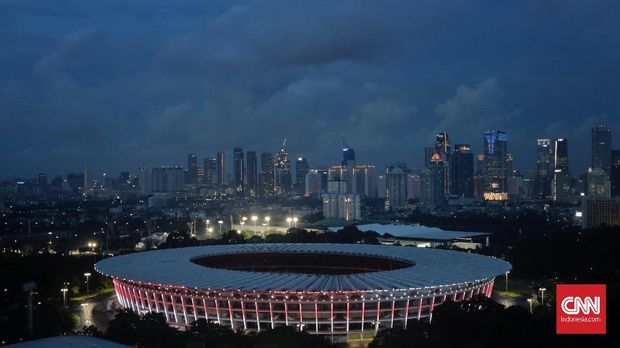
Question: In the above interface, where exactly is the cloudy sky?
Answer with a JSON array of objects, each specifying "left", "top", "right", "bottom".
[{"left": 1, "top": 0, "right": 619, "bottom": 178}]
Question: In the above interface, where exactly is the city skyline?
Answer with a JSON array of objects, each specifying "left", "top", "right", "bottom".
[{"left": 2, "top": 1, "right": 620, "bottom": 177}]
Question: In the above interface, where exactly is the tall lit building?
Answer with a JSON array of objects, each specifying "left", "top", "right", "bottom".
[
  {"left": 552, "top": 138, "right": 572, "bottom": 203},
  {"left": 246, "top": 151, "right": 257, "bottom": 197},
  {"left": 592, "top": 124, "right": 612, "bottom": 175},
  {"left": 274, "top": 139, "right": 292, "bottom": 195},
  {"left": 483, "top": 130, "right": 508, "bottom": 193},
  {"left": 582, "top": 198, "right": 620, "bottom": 229},
  {"left": 216, "top": 152, "right": 226, "bottom": 187},
  {"left": 152, "top": 166, "right": 185, "bottom": 193},
  {"left": 233, "top": 148, "right": 245, "bottom": 195},
  {"left": 535, "top": 139, "right": 553, "bottom": 200},
  {"left": 426, "top": 155, "right": 446, "bottom": 207},
  {"left": 451, "top": 144, "right": 474, "bottom": 198},
  {"left": 204, "top": 158, "right": 217, "bottom": 188},
  {"left": 138, "top": 165, "right": 151, "bottom": 194},
  {"left": 295, "top": 157, "right": 309, "bottom": 194},
  {"left": 351, "top": 164, "right": 376, "bottom": 197},
  {"left": 342, "top": 145, "right": 355, "bottom": 166},
  {"left": 259, "top": 152, "right": 275, "bottom": 197},
  {"left": 322, "top": 193, "right": 361, "bottom": 221},
  {"left": 304, "top": 169, "right": 323, "bottom": 197},
  {"left": 587, "top": 168, "right": 611, "bottom": 199},
  {"left": 376, "top": 175, "right": 386, "bottom": 198},
  {"left": 187, "top": 153, "right": 198, "bottom": 185},
  {"left": 612, "top": 149, "right": 620, "bottom": 197},
  {"left": 385, "top": 162, "right": 408, "bottom": 210},
  {"left": 434, "top": 132, "right": 452, "bottom": 197}
]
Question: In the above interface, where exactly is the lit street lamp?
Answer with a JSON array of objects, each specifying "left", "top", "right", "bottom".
[
  {"left": 61, "top": 287, "right": 69, "bottom": 307},
  {"left": 293, "top": 217, "right": 298, "bottom": 228},
  {"left": 218, "top": 220, "right": 223, "bottom": 233},
  {"left": 264, "top": 216, "right": 270, "bottom": 228},
  {"left": 287, "top": 217, "right": 292, "bottom": 228},
  {"left": 539, "top": 287, "right": 546, "bottom": 305},
  {"left": 505, "top": 271, "right": 510, "bottom": 291},
  {"left": 527, "top": 298, "right": 533, "bottom": 314},
  {"left": 84, "top": 273, "right": 91, "bottom": 293},
  {"left": 251, "top": 216, "right": 258, "bottom": 229}
]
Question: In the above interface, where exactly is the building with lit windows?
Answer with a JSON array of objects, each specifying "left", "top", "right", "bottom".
[{"left": 96, "top": 244, "right": 510, "bottom": 344}]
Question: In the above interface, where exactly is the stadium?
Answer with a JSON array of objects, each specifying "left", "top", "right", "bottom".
[{"left": 95, "top": 243, "right": 511, "bottom": 343}]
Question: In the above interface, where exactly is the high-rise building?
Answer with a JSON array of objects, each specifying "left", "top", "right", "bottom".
[
  {"left": 376, "top": 175, "right": 386, "bottom": 198},
  {"left": 535, "top": 139, "right": 553, "bottom": 200},
  {"left": 274, "top": 139, "right": 292, "bottom": 195},
  {"left": 138, "top": 165, "right": 151, "bottom": 194},
  {"left": 351, "top": 164, "right": 376, "bottom": 197},
  {"left": 483, "top": 130, "right": 508, "bottom": 193},
  {"left": 246, "top": 151, "right": 257, "bottom": 196},
  {"left": 187, "top": 153, "right": 198, "bottom": 185},
  {"left": 434, "top": 132, "right": 452, "bottom": 197},
  {"left": 582, "top": 198, "right": 620, "bottom": 229},
  {"left": 259, "top": 152, "right": 275, "bottom": 197},
  {"left": 424, "top": 147, "right": 435, "bottom": 168},
  {"left": 612, "top": 149, "right": 620, "bottom": 197},
  {"left": 451, "top": 144, "right": 474, "bottom": 198},
  {"left": 592, "top": 125, "right": 612, "bottom": 175},
  {"left": 342, "top": 145, "right": 355, "bottom": 166},
  {"left": 216, "top": 152, "right": 226, "bottom": 187},
  {"left": 204, "top": 158, "right": 217, "bottom": 188},
  {"left": 295, "top": 157, "right": 309, "bottom": 194},
  {"left": 552, "top": 138, "right": 572, "bottom": 203},
  {"left": 426, "top": 155, "right": 446, "bottom": 207},
  {"left": 385, "top": 162, "right": 408, "bottom": 210},
  {"left": 151, "top": 166, "right": 185, "bottom": 193},
  {"left": 322, "top": 193, "right": 361, "bottom": 221},
  {"left": 406, "top": 172, "right": 421, "bottom": 200},
  {"left": 305, "top": 169, "right": 323, "bottom": 197},
  {"left": 587, "top": 168, "right": 611, "bottom": 199},
  {"left": 233, "top": 148, "right": 245, "bottom": 195}
]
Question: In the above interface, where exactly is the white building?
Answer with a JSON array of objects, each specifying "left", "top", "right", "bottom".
[{"left": 322, "top": 193, "right": 361, "bottom": 221}]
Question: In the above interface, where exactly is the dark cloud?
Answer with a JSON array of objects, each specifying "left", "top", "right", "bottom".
[{"left": 1, "top": 0, "right": 619, "bottom": 177}]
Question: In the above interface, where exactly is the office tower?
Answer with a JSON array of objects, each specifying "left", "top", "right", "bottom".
[
  {"left": 385, "top": 162, "right": 408, "bottom": 210},
  {"left": 406, "top": 172, "right": 421, "bottom": 200},
  {"left": 37, "top": 173, "right": 48, "bottom": 195},
  {"left": 434, "top": 132, "right": 452, "bottom": 197},
  {"left": 535, "top": 139, "right": 553, "bottom": 199},
  {"left": 552, "top": 138, "right": 572, "bottom": 203},
  {"left": 424, "top": 147, "right": 435, "bottom": 168},
  {"left": 582, "top": 198, "right": 620, "bottom": 229},
  {"left": 204, "top": 158, "right": 217, "bottom": 188},
  {"left": 216, "top": 152, "right": 226, "bottom": 186},
  {"left": 259, "top": 152, "right": 275, "bottom": 197},
  {"left": 427, "top": 155, "right": 446, "bottom": 207},
  {"left": 612, "top": 150, "right": 620, "bottom": 197},
  {"left": 342, "top": 145, "right": 355, "bottom": 166},
  {"left": 232, "top": 148, "right": 245, "bottom": 195},
  {"left": 138, "top": 165, "right": 150, "bottom": 193},
  {"left": 322, "top": 193, "right": 361, "bottom": 221},
  {"left": 187, "top": 153, "right": 198, "bottom": 185},
  {"left": 483, "top": 130, "right": 508, "bottom": 193},
  {"left": 506, "top": 153, "right": 514, "bottom": 177},
  {"left": 151, "top": 166, "right": 185, "bottom": 193},
  {"left": 246, "top": 151, "right": 257, "bottom": 196},
  {"left": 451, "top": 144, "right": 474, "bottom": 198},
  {"left": 274, "top": 139, "right": 292, "bottom": 195},
  {"left": 587, "top": 168, "right": 611, "bottom": 199},
  {"left": 376, "top": 175, "right": 386, "bottom": 198},
  {"left": 592, "top": 124, "right": 612, "bottom": 175},
  {"left": 352, "top": 164, "right": 376, "bottom": 197},
  {"left": 305, "top": 170, "right": 323, "bottom": 196},
  {"left": 295, "top": 157, "right": 309, "bottom": 194}
]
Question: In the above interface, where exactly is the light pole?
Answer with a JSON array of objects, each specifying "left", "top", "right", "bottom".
[
  {"left": 240, "top": 221, "right": 245, "bottom": 231},
  {"left": 264, "top": 216, "right": 270, "bottom": 229},
  {"left": 287, "top": 217, "right": 292, "bottom": 228},
  {"left": 218, "top": 220, "right": 223, "bottom": 233},
  {"left": 293, "top": 217, "right": 298, "bottom": 228},
  {"left": 527, "top": 298, "right": 533, "bottom": 314},
  {"left": 539, "top": 287, "right": 546, "bottom": 305},
  {"left": 251, "top": 216, "right": 258, "bottom": 230},
  {"left": 61, "top": 287, "right": 68, "bottom": 307},
  {"left": 505, "top": 271, "right": 510, "bottom": 291},
  {"left": 84, "top": 272, "right": 91, "bottom": 293}
]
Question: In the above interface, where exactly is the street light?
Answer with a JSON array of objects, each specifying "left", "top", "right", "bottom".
[
  {"left": 264, "top": 216, "right": 270, "bottom": 228},
  {"left": 61, "top": 287, "right": 68, "bottom": 307},
  {"left": 251, "top": 216, "right": 258, "bottom": 229},
  {"left": 539, "top": 287, "right": 546, "bottom": 305},
  {"left": 84, "top": 273, "right": 91, "bottom": 293},
  {"left": 527, "top": 298, "right": 533, "bottom": 314},
  {"left": 286, "top": 217, "right": 292, "bottom": 228},
  {"left": 505, "top": 271, "right": 510, "bottom": 291},
  {"left": 293, "top": 217, "right": 298, "bottom": 228},
  {"left": 218, "top": 220, "right": 223, "bottom": 233}
]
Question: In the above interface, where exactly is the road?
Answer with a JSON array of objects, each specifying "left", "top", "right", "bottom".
[{"left": 70, "top": 292, "right": 120, "bottom": 332}]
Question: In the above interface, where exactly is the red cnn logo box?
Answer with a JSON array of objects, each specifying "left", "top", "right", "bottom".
[{"left": 556, "top": 284, "right": 606, "bottom": 334}]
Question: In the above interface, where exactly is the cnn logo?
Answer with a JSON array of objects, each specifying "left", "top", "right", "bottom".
[
  {"left": 556, "top": 284, "right": 606, "bottom": 334},
  {"left": 560, "top": 296, "right": 600, "bottom": 315}
]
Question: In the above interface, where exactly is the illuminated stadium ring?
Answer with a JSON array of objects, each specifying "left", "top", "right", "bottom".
[{"left": 95, "top": 243, "right": 510, "bottom": 342}]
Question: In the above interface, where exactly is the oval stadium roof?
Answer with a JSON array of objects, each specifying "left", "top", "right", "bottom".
[{"left": 95, "top": 243, "right": 511, "bottom": 292}]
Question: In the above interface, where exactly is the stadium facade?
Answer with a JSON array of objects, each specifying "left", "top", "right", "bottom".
[{"left": 95, "top": 244, "right": 511, "bottom": 343}]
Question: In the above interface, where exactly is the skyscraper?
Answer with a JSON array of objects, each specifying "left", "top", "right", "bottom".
[
  {"left": 385, "top": 162, "right": 408, "bottom": 210},
  {"left": 434, "top": 132, "right": 452, "bottom": 197},
  {"left": 216, "top": 152, "right": 225, "bottom": 187},
  {"left": 592, "top": 125, "right": 612, "bottom": 175},
  {"left": 187, "top": 153, "right": 198, "bottom": 185},
  {"left": 451, "top": 144, "right": 474, "bottom": 198},
  {"left": 552, "top": 138, "right": 572, "bottom": 203},
  {"left": 483, "top": 130, "right": 508, "bottom": 193},
  {"left": 295, "top": 157, "right": 309, "bottom": 194},
  {"left": 259, "top": 152, "right": 275, "bottom": 197},
  {"left": 246, "top": 151, "right": 257, "bottom": 197},
  {"left": 342, "top": 145, "right": 355, "bottom": 166},
  {"left": 274, "top": 139, "right": 292, "bottom": 195},
  {"left": 151, "top": 166, "right": 185, "bottom": 193},
  {"left": 233, "top": 148, "right": 245, "bottom": 195},
  {"left": 535, "top": 139, "right": 553, "bottom": 200},
  {"left": 611, "top": 149, "right": 620, "bottom": 197},
  {"left": 204, "top": 158, "right": 217, "bottom": 188}
]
